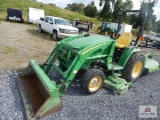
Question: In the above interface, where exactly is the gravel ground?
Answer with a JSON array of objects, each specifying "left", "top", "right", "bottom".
[
  {"left": 0, "top": 56, "right": 159, "bottom": 120},
  {"left": 0, "top": 22, "right": 160, "bottom": 120}
]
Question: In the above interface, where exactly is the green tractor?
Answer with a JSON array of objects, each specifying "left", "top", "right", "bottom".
[
  {"left": 97, "top": 21, "right": 117, "bottom": 35},
  {"left": 18, "top": 10, "right": 159, "bottom": 119}
]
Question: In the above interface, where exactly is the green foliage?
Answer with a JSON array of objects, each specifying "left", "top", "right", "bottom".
[
  {"left": 128, "top": 14, "right": 139, "bottom": 28},
  {"left": 136, "top": 0, "right": 158, "bottom": 31},
  {"left": 131, "top": 29, "right": 139, "bottom": 36},
  {"left": 0, "top": 0, "right": 99, "bottom": 26},
  {"left": 99, "top": 1, "right": 111, "bottom": 21},
  {"left": 99, "top": 0, "right": 103, "bottom": 9},
  {"left": 65, "top": 2, "right": 85, "bottom": 15},
  {"left": 124, "top": 0, "right": 133, "bottom": 10},
  {"left": 84, "top": 1, "right": 98, "bottom": 18},
  {"left": 112, "top": 0, "right": 123, "bottom": 22},
  {"left": 156, "top": 20, "right": 160, "bottom": 32},
  {"left": 99, "top": 0, "right": 133, "bottom": 22}
]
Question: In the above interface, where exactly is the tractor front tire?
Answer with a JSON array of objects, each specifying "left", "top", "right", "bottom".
[
  {"left": 104, "top": 31, "right": 109, "bottom": 35},
  {"left": 97, "top": 28, "right": 101, "bottom": 34},
  {"left": 122, "top": 52, "right": 145, "bottom": 82},
  {"left": 81, "top": 68, "right": 105, "bottom": 95}
]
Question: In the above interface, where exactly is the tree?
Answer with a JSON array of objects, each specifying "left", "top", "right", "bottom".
[
  {"left": 123, "top": 0, "right": 133, "bottom": 10},
  {"left": 128, "top": 14, "right": 139, "bottom": 28},
  {"left": 156, "top": 20, "right": 160, "bottom": 32},
  {"left": 99, "top": 0, "right": 103, "bottom": 10},
  {"left": 65, "top": 3, "right": 85, "bottom": 14},
  {"left": 48, "top": 3, "right": 56, "bottom": 6},
  {"left": 136, "top": 0, "right": 158, "bottom": 31},
  {"left": 98, "top": 0, "right": 133, "bottom": 22},
  {"left": 99, "top": 1, "right": 111, "bottom": 21},
  {"left": 112, "top": 0, "right": 133, "bottom": 22},
  {"left": 84, "top": 1, "right": 98, "bottom": 18},
  {"left": 112, "top": 0, "right": 123, "bottom": 22}
]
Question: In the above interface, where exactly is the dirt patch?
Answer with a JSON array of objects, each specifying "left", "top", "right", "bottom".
[
  {"left": 0, "top": 21, "right": 159, "bottom": 70},
  {"left": 0, "top": 22, "right": 56, "bottom": 70}
]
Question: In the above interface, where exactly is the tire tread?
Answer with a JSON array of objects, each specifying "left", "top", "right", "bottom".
[{"left": 122, "top": 52, "right": 145, "bottom": 82}]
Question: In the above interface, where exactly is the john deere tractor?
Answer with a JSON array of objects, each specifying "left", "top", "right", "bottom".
[
  {"left": 97, "top": 21, "right": 117, "bottom": 35},
  {"left": 18, "top": 10, "right": 159, "bottom": 120}
]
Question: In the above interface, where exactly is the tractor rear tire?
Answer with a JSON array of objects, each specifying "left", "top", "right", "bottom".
[
  {"left": 81, "top": 68, "right": 105, "bottom": 95},
  {"left": 122, "top": 52, "right": 145, "bottom": 82}
]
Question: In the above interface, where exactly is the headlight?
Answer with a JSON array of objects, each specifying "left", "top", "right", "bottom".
[{"left": 59, "top": 28, "right": 65, "bottom": 33}]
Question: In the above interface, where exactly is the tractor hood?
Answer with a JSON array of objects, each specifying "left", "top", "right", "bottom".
[{"left": 66, "top": 35, "right": 114, "bottom": 49}]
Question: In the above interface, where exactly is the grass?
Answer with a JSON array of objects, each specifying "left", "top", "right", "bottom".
[
  {"left": 0, "top": 0, "right": 100, "bottom": 27},
  {"left": 131, "top": 36, "right": 137, "bottom": 41},
  {"left": 33, "top": 45, "right": 41, "bottom": 49},
  {"left": 46, "top": 33, "right": 52, "bottom": 39},
  {"left": 3, "top": 46, "right": 18, "bottom": 53}
]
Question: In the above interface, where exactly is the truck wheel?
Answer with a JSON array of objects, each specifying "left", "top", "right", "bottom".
[
  {"left": 38, "top": 25, "right": 43, "bottom": 33},
  {"left": 81, "top": 68, "right": 105, "bottom": 95},
  {"left": 53, "top": 31, "right": 58, "bottom": 40},
  {"left": 122, "top": 52, "right": 145, "bottom": 82},
  {"left": 97, "top": 28, "right": 101, "bottom": 34},
  {"left": 6, "top": 16, "right": 9, "bottom": 21},
  {"left": 21, "top": 18, "right": 24, "bottom": 23}
]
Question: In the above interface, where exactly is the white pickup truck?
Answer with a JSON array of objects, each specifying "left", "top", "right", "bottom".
[{"left": 37, "top": 16, "right": 79, "bottom": 40}]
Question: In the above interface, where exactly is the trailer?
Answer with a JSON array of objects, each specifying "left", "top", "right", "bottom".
[
  {"left": 143, "top": 33, "right": 160, "bottom": 49},
  {"left": 6, "top": 8, "right": 24, "bottom": 22},
  {"left": 71, "top": 19, "right": 93, "bottom": 33},
  {"left": 28, "top": 7, "right": 45, "bottom": 24}
]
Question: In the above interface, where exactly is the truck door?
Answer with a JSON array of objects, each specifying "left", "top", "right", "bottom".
[
  {"left": 43, "top": 17, "right": 49, "bottom": 32},
  {"left": 48, "top": 17, "right": 54, "bottom": 34}
]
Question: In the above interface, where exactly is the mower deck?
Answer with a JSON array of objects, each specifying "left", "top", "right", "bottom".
[{"left": 103, "top": 75, "right": 132, "bottom": 94}]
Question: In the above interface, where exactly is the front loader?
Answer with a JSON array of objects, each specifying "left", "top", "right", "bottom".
[{"left": 18, "top": 10, "right": 159, "bottom": 120}]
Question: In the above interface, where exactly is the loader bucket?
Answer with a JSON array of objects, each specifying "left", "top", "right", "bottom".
[{"left": 18, "top": 60, "right": 62, "bottom": 120}]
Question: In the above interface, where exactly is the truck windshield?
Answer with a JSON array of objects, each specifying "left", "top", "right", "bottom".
[{"left": 55, "top": 19, "right": 71, "bottom": 26}]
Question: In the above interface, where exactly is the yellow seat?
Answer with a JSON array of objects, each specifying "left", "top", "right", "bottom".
[{"left": 116, "top": 32, "right": 132, "bottom": 48}]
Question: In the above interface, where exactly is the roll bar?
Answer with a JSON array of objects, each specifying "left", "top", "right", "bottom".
[{"left": 116, "top": 10, "right": 147, "bottom": 46}]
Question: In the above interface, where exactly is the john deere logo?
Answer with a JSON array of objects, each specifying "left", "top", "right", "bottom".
[{"left": 139, "top": 106, "right": 157, "bottom": 118}]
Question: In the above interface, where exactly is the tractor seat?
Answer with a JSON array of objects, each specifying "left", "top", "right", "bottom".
[{"left": 116, "top": 32, "right": 132, "bottom": 48}]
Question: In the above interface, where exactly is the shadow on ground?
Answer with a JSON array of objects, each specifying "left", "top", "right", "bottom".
[{"left": 26, "top": 28, "right": 59, "bottom": 41}]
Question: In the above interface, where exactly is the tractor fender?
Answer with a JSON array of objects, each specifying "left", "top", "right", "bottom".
[{"left": 118, "top": 47, "right": 141, "bottom": 67}]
